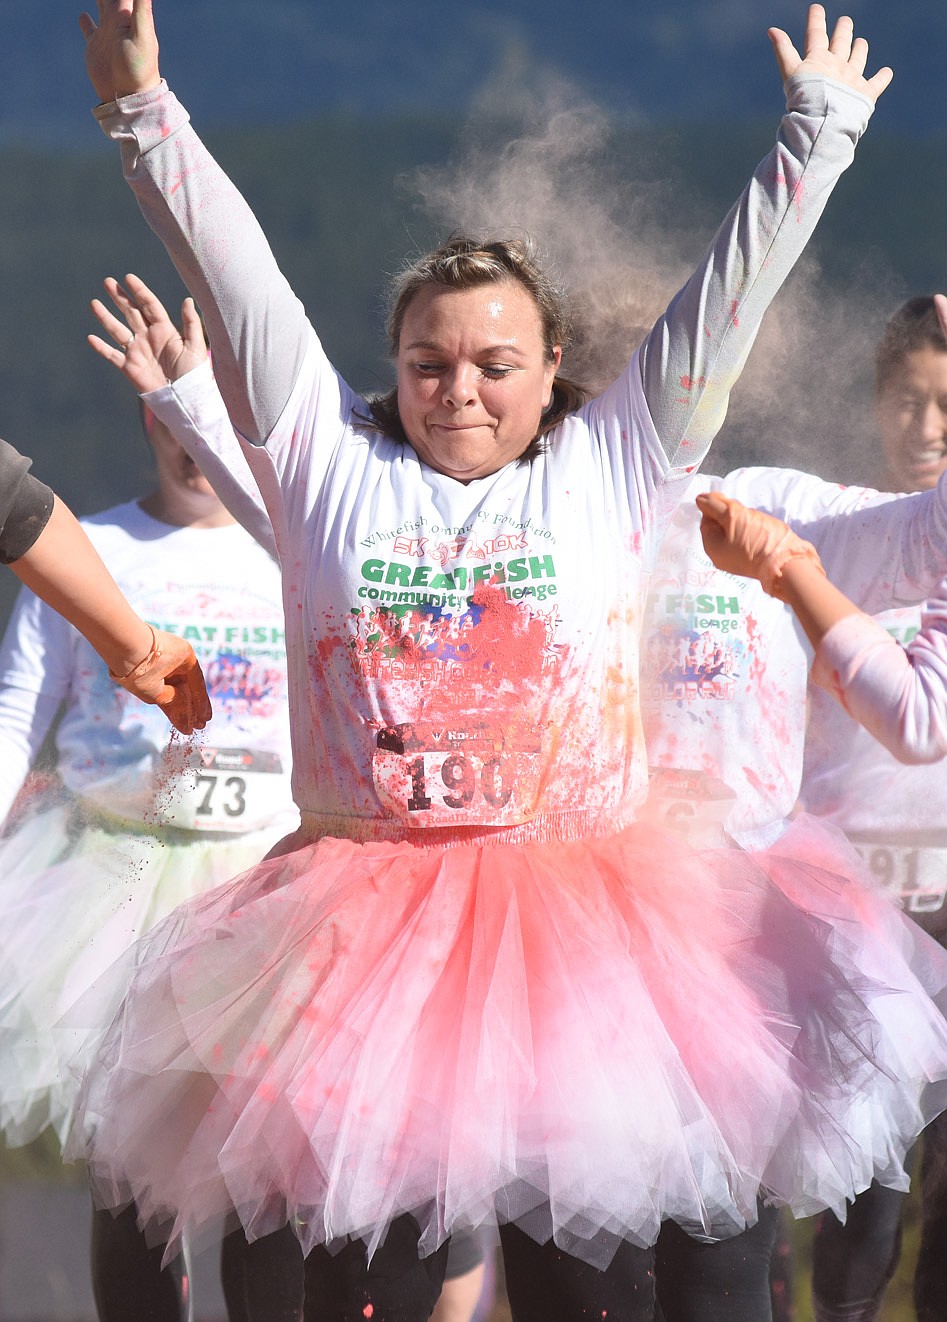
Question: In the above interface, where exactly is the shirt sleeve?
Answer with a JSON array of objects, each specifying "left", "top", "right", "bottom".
[
  {"left": 93, "top": 84, "right": 309, "bottom": 447},
  {"left": 95, "top": 72, "right": 871, "bottom": 478},
  {"left": 0, "top": 438, "right": 55, "bottom": 565},
  {"left": 142, "top": 364, "right": 279, "bottom": 562},
  {"left": 0, "top": 586, "right": 75, "bottom": 825},
  {"left": 811, "top": 597, "right": 947, "bottom": 764},
  {"left": 729, "top": 467, "right": 947, "bottom": 613},
  {"left": 638, "top": 74, "right": 873, "bottom": 473}
]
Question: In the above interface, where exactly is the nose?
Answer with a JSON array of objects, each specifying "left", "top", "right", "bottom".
[
  {"left": 919, "top": 399, "right": 947, "bottom": 443},
  {"left": 442, "top": 365, "right": 477, "bottom": 409}
]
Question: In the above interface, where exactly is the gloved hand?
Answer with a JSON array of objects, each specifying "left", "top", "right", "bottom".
[
  {"left": 110, "top": 627, "right": 212, "bottom": 735},
  {"left": 695, "top": 490, "right": 825, "bottom": 600}
]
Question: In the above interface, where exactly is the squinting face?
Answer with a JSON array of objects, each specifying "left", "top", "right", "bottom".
[
  {"left": 396, "top": 280, "right": 562, "bottom": 481},
  {"left": 877, "top": 345, "right": 947, "bottom": 492}
]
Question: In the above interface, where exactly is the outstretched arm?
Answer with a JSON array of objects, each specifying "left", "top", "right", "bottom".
[
  {"left": 697, "top": 489, "right": 947, "bottom": 764},
  {"left": 9, "top": 490, "right": 210, "bottom": 734},
  {"left": 80, "top": 0, "right": 309, "bottom": 445},
  {"left": 639, "top": 5, "right": 890, "bottom": 470},
  {"left": 88, "top": 274, "right": 279, "bottom": 558}
]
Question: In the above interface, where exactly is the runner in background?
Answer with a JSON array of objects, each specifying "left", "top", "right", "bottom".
[
  {"left": 0, "top": 316, "right": 295, "bottom": 1322},
  {"left": 801, "top": 293, "right": 947, "bottom": 1322}
]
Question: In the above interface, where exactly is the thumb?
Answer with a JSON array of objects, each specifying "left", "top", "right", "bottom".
[{"left": 695, "top": 490, "right": 737, "bottom": 530}]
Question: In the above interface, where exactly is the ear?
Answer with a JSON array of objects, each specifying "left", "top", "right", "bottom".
[{"left": 542, "top": 346, "right": 563, "bottom": 407}]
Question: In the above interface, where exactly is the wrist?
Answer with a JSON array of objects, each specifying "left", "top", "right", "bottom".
[
  {"left": 774, "top": 554, "right": 828, "bottom": 605},
  {"left": 105, "top": 622, "right": 158, "bottom": 682},
  {"left": 114, "top": 74, "right": 162, "bottom": 98}
]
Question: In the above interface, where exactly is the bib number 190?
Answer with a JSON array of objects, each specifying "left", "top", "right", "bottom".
[{"left": 407, "top": 753, "right": 513, "bottom": 812}]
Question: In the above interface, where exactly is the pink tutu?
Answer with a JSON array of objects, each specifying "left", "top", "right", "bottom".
[{"left": 68, "top": 814, "right": 947, "bottom": 1267}]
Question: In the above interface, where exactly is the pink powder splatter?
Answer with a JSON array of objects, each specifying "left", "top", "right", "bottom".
[
  {"left": 743, "top": 765, "right": 777, "bottom": 795},
  {"left": 362, "top": 1302, "right": 374, "bottom": 1317}
]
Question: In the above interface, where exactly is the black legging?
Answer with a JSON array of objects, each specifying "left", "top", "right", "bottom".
[
  {"left": 655, "top": 1204, "right": 781, "bottom": 1322},
  {"left": 303, "top": 1216, "right": 450, "bottom": 1322},
  {"left": 499, "top": 1222, "right": 661, "bottom": 1322},
  {"left": 90, "top": 1203, "right": 187, "bottom": 1322},
  {"left": 811, "top": 1179, "right": 906, "bottom": 1322},
  {"left": 222, "top": 1224, "right": 306, "bottom": 1322},
  {"left": 304, "top": 1214, "right": 656, "bottom": 1322}
]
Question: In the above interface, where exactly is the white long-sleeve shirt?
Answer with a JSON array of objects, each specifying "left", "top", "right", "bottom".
[
  {"left": 0, "top": 503, "right": 294, "bottom": 832},
  {"left": 122, "top": 74, "right": 872, "bottom": 838},
  {"left": 642, "top": 469, "right": 947, "bottom": 847},
  {"left": 812, "top": 600, "right": 947, "bottom": 766}
]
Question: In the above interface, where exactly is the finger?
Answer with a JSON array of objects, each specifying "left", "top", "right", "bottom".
[
  {"left": 847, "top": 34, "right": 868, "bottom": 79},
  {"left": 180, "top": 298, "right": 208, "bottom": 357},
  {"left": 694, "top": 491, "right": 732, "bottom": 524},
  {"left": 78, "top": 13, "right": 97, "bottom": 41},
  {"left": 102, "top": 278, "right": 148, "bottom": 331},
  {"left": 129, "top": 0, "right": 158, "bottom": 52},
  {"left": 698, "top": 514, "right": 725, "bottom": 545},
  {"left": 804, "top": 4, "right": 829, "bottom": 54},
  {"left": 767, "top": 28, "right": 801, "bottom": 82},
  {"left": 827, "top": 14, "right": 854, "bottom": 59},
  {"left": 90, "top": 297, "right": 139, "bottom": 346},
  {"left": 934, "top": 294, "right": 947, "bottom": 340},
  {"left": 156, "top": 684, "right": 194, "bottom": 734},
  {"left": 864, "top": 65, "right": 894, "bottom": 100},
  {"left": 158, "top": 675, "right": 211, "bottom": 733},
  {"left": 87, "top": 331, "right": 133, "bottom": 368},
  {"left": 123, "top": 272, "right": 173, "bottom": 327}
]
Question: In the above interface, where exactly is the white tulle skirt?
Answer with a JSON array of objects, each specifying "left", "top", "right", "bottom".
[
  {"left": 0, "top": 792, "right": 286, "bottom": 1146},
  {"left": 66, "top": 812, "right": 947, "bottom": 1268}
]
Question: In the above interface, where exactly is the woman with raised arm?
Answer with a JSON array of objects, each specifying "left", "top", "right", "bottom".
[{"left": 67, "top": 5, "right": 912, "bottom": 1321}]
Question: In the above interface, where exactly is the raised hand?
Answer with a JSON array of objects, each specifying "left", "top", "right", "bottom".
[
  {"left": 768, "top": 4, "right": 892, "bottom": 104},
  {"left": 78, "top": 0, "right": 160, "bottom": 103},
  {"left": 89, "top": 274, "right": 208, "bottom": 393},
  {"left": 696, "top": 491, "right": 825, "bottom": 600}
]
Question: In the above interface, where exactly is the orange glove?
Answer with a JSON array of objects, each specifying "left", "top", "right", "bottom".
[
  {"left": 109, "top": 627, "right": 212, "bottom": 735},
  {"left": 695, "top": 491, "right": 826, "bottom": 600}
]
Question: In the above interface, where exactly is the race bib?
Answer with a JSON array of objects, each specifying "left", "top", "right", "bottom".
[
  {"left": 851, "top": 839, "right": 947, "bottom": 914},
  {"left": 372, "top": 722, "right": 543, "bottom": 826},
  {"left": 154, "top": 747, "right": 289, "bottom": 834},
  {"left": 645, "top": 767, "right": 737, "bottom": 847}
]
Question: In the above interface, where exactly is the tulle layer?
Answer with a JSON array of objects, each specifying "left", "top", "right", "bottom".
[
  {"left": 68, "top": 815, "right": 947, "bottom": 1267},
  {"left": 0, "top": 798, "right": 283, "bottom": 1146}
]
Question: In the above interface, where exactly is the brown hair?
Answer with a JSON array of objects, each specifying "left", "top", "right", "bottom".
[
  {"left": 363, "top": 234, "right": 589, "bottom": 459},
  {"left": 875, "top": 296, "right": 947, "bottom": 396}
]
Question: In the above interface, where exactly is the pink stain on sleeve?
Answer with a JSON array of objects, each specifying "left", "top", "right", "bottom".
[
  {"left": 679, "top": 375, "right": 708, "bottom": 392},
  {"left": 730, "top": 301, "right": 740, "bottom": 328}
]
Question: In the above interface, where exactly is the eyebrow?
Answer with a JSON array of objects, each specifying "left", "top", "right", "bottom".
[{"left": 403, "top": 339, "right": 528, "bottom": 357}]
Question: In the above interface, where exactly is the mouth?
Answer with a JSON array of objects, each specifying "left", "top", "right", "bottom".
[
  {"left": 905, "top": 447, "right": 947, "bottom": 472},
  {"left": 430, "top": 422, "right": 489, "bottom": 433}
]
